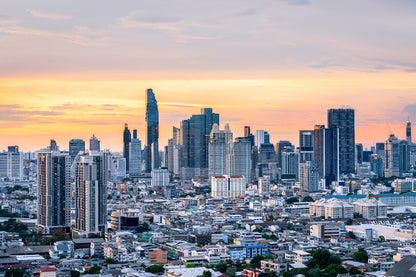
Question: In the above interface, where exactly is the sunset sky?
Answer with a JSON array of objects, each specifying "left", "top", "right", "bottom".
[{"left": 1, "top": 0, "right": 416, "bottom": 152}]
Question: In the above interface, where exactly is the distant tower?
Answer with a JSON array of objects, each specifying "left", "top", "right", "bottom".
[
  {"left": 145, "top": 88, "right": 159, "bottom": 172},
  {"left": 406, "top": 120, "right": 412, "bottom": 144},
  {"left": 130, "top": 129, "right": 142, "bottom": 176},
  {"left": 89, "top": 134, "right": 100, "bottom": 152},
  {"left": 123, "top": 124, "right": 131, "bottom": 172},
  {"left": 69, "top": 139, "right": 85, "bottom": 161},
  {"left": 50, "top": 139, "right": 59, "bottom": 151}
]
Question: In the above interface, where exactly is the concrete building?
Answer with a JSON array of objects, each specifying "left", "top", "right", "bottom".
[
  {"left": 37, "top": 151, "right": 71, "bottom": 233},
  {"left": 309, "top": 198, "right": 353, "bottom": 219},
  {"left": 299, "top": 161, "right": 319, "bottom": 194},
  {"left": 385, "top": 134, "right": 400, "bottom": 177},
  {"left": 233, "top": 137, "right": 252, "bottom": 184},
  {"left": 258, "top": 175, "right": 271, "bottom": 194},
  {"left": 148, "top": 248, "right": 168, "bottom": 264},
  {"left": 152, "top": 168, "right": 169, "bottom": 187},
  {"left": 346, "top": 224, "right": 416, "bottom": 242},
  {"left": 211, "top": 175, "right": 246, "bottom": 199},
  {"left": 129, "top": 129, "right": 142, "bottom": 176},
  {"left": 310, "top": 223, "right": 342, "bottom": 239},
  {"left": 0, "top": 146, "right": 23, "bottom": 180},
  {"left": 352, "top": 198, "right": 387, "bottom": 219},
  {"left": 208, "top": 123, "right": 233, "bottom": 181}
]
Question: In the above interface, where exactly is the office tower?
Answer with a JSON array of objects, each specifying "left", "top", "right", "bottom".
[
  {"left": 363, "top": 150, "right": 372, "bottom": 163},
  {"left": 375, "top": 143, "right": 385, "bottom": 157},
  {"left": 314, "top": 125, "right": 335, "bottom": 184},
  {"left": 50, "top": 140, "right": 59, "bottom": 151},
  {"left": 299, "top": 130, "right": 314, "bottom": 163},
  {"left": 69, "top": 139, "right": 85, "bottom": 161},
  {"left": 299, "top": 161, "right": 319, "bottom": 194},
  {"left": 399, "top": 140, "right": 410, "bottom": 173},
  {"left": 258, "top": 143, "right": 278, "bottom": 164},
  {"left": 328, "top": 108, "right": 355, "bottom": 174},
  {"left": 355, "top": 143, "right": 363, "bottom": 164},
  {"left": 89, "top": 134, "right": 100, "bottom": 152},
  {"left": 115, "top": 158, "right": 127, "bottom": 180},
  {"left": 74, "top": 152, "right": 109, "bottom": 235},
  {"left": 167, "top": 127, "right": 181, "bottom": 174},
  {"left": 233, "top": 137, "right": 252, "bottom": 184},
  {"left": 244, "top": 126, "right": 255, "bottom": 147},
  {"left": 180, "top": 108, "right": 219, "bottom": 178},
  {"left": 37, "top": 151, "right": 71, "bottom": 233},
  {"left": 211, "top": 175, "right": 246, "bottom": 199},
  {"left": 129, "top": 129, "right": 142, "bottom": 176},
  {"left": 384, "top": 134, "right": 400, "bottom": 177},
  {"left": 370, "top": 154, "right": 384, "bottom": 178},
  {"left": 275, "top": 140, "right": 294, "bottom": 167},
  {"left": 145, "top": 88, "right": 159, "bottom": 172},
  {"left": 208, "top": 124, "right": 233, "bottom": 180},
  {"left": 123, "top": 124, "right": 131, "bottom": 172},
  {"left": 406, "top": 120, "right": 412, "bottom": 144},
  {"left": 255, "top": 130, "right": 267, "bottom": 148},
  {"left": 0, "top": 146, "right": 23, "bottom": 180},
  {"left": 281, "top": 151, "right": 299, "bottom": 178},
  {"left": 151, "top": 169, "right": 169, "bottom": 187}
]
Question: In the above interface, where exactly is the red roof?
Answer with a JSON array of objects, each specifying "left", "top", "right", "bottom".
[
  {"left": 40, "top": 266, "right": 57, "bottom": 272},
  {"left": 370, "top": 195, "right": 381, "bottom": 198}
]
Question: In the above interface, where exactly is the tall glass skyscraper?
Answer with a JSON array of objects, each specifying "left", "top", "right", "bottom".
[
  {"left": 328, "top": 107, "right": 355, "bottom": 175},
  {"left": 69, "top": 139, "right": 85, "bottom": 161},
  {"left": 123, "top": 124, "right": 131, "bottom": 172},
  {"left": 145, "top": 88, "right": 159, "bottom": 172}
]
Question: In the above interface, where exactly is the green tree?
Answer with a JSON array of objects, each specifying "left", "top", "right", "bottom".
[
  {"left": 309, "top": 267, "right": 323, "bottom": 277},
  {"left": 323, "top": 264, "right": 347, "bottom": 277},
  {"left": 215, "top": 262, "right": 227, "bottom": 273},
  {"left": 378, "top": 235, "right": 385, "bottom": 242},
  {"left": 312, "top": 249, "right": 331, "bottom": 268},
  {"left": 302, "top": 196, "right": 314, "bottom": 202},
  {"left": 84, "top": 265, "right": 101, "bottom": 274},
  {"left": 328, "top": 255, "right": 342, "bottom": 265},
  {"left": 269, "top": 270, "right": 277, "bottom": 277},
  {"left": 347, "top": 231, "right": 356, "bottom": 239},
  {"left": 5, "top": 268, "right": 24, "bottom": 277},
  {"left": 249, "top": 255, "right": 264, "bottom": 268},
  {"left": 349, "top": 266, "right": 361, "bottom": 275},
  {"left": 104, "top": 258, "right": 116, "bottom": 264},
  {"left": 70, "top": 270, "right": 81, "bottom": 277},
  {"left": 201, "top": 271, "right": 212, "bottom": 277},
  {"left": 286, "top": 197, "right": 299, "bottom": 205},
  {"left": 185, "top": 263, "right": 195, "bottom": 268},
  {"left": 226, "top": 267, "right": 237, "bottom": 277},
  {"left": 353, "top": 248, "right": 368, "bottom": 263},
  {"left": 346, "top": 218, "right": 354, "bottom": 225},
  {"left": 145, "top": 265, "right": 164, "bottom": 274}
]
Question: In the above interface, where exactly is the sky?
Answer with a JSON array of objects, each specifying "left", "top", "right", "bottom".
[{"left": 1, "top": 0, "right": 416, "bottom": 152}]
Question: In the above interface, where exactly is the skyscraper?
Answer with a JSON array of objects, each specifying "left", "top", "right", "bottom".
[
  {"left": 275, "top": 140, "right": 294, "bottom": 168},
  {"left": 37, "top": 151, "right": 71, "bottom": 233},
  {"left": 255, "top": 130, "right": 266, "bottom": 148},
  {"left": 145, "top": 88, "right": 159, "bottom": 172},
  {"left": 130, "top": 129, "right": 142, "bottom": 176},
  {"left": 89, "top": 134, "right": 100, "bottom": 152},
  {"left": 406, "top": 120, "right": 412, "bottom": 144},
  {"left": 0, "top": 146, "right": 23, "bottom": 180},
  {"left": 328, "top": 107, "right": 355, "bottom": 174},
  {"left": 50, "top": 139, "right": 59, "bottom": 151},
  {"left": 74, "top": 152, "right": 109, "bottom": 236},
  {"left": 299, "top": 130, "right": 314, "bottom": 163},
  {"left": 233, "top": 137, "right": 252, "bottom": 184},
  {"left": 123, "top": 124, "right": 131, "bottom": 172},
  {"left": 244, "top": 126, "right": 255, "bottom": 147},
  {"left": 69, "top": 139, "right": 85, "bottom": 161},
  {"left": 384, "top": 134, "right": 399, "bottom": 178},
  {"left": 299, "top": 161, "right": 319, "bottom": 194},
  {"left": 313, "top": 125, "right": 337, "bottom": 185},
  {"left": 180, "top": 108, "right": 219, "bottom": 178},
  {"left": 208, "top": 123, "right": 233, "bottom": 180}
]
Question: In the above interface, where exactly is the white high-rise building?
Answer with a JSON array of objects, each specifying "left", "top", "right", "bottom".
[
  {"left": 384, "top": 134, "right": 400, "bottom": 178},
  {"left": 211, "top": 175, "right": 246, "bottom": 199},
  {"left": 255, "top": 130, "right": 265, "bottom": 148},
  {"left": 129, "top": 137, "right": 142, "bottom": 176},
  {"left": 74, "top": 152, "right": 109, "bottom": 236},
  {"left": 37, "top": 151, "right": 71, "bottom": 233},
  {"left": 299, "top": 161, "right": 319, "bottom": 194},
  {"left": 258, "top": 175, "right": 270, "bottom": 194},
  {"left": 208, "top": 123, "right": 233, "bottom": 181},
  {"left": 0, "top": 146, "right": 23, "bottom": 180},
  {"left": 152, "top": 168, "right": 169, "bottom": 187}
]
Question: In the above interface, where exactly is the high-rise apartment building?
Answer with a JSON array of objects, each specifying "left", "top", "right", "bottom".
[
  {"left": 208, "top": 123, "right": 233, "bottom": 180},
  {"left": 37, "top": 151, "right": 71, "bottom": 233},
  {"left": 299, "top": 161, "right": 319, "bottom": 194},
  {"left": 275, "top": 141, "right": 294, "bottom": 167},
  {"left": 50, "top": 139, "right": 59, "bottom": 151},
  {"left": 123, "top": 124, "right": 131, "bottom": 172},
  {"left": 299, "top": 130, "right": 314, "bottom": 163},
  {"left": 151, "top": 168, "right": 169, "bottom": 187},
  {"left": 74, "top": 152, "right": 109, "bottom": 236},
  {"left": 281, "top": 151, "right": 299, "bottom": 178},
  {"left": 0, "top": 146, "right": 23, "bottom": 180},
  {"left": 69, "top": 139, "right": 85, "bottom": 161},
  {"left": 384, "top": 134, "right": 400, "bottom": 177},
  {"left": 89, "top": 134, "right": 100, "bottom": 152},
  {"left": 328, "top": 107, "right": 355, "bottom": 174},
  {"left": 130, "top": 129, "right": 142, "bottom": 176},
  {"left": 255, "top": 130, "right": 270, "bottom": 148},
  {"left": 145, "top": 88, "right": 159, "bottom": 172},
  {"left": 211, "top": 175, "right": 246, "bottom": 199},
  {"left": 233, "top": 137, "right": 252, "bottom": 184},
  {"left": 313, "top": 125, "right": 336, "bottom": 184}
]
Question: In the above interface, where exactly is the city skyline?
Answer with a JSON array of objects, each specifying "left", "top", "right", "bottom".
[{"left": 1, "top": 0, "right": 416, "bottom": 151}]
